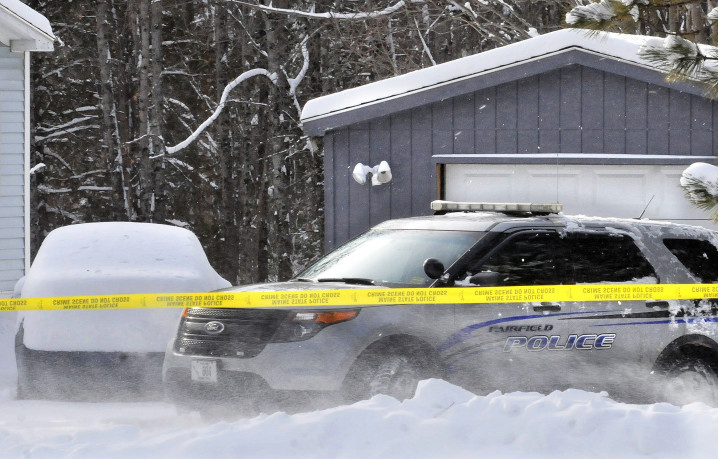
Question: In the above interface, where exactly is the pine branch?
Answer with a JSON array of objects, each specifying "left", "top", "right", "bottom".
[{"left": 681, "top": 165, "right": 718, "bottom": 222}]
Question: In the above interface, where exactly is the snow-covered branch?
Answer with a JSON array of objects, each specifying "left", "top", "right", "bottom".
[
  {"left": 287, "top": 36, "right": 311, "bottom": 115},
  {"left": 229, "top": 0, "right": 411, "bottom": 20},
  {"left": 166, "top": 68, "right": 278, "bottom": 155},
  {"left": 414, "top": 18, "right": 436, "bottom": 66}
]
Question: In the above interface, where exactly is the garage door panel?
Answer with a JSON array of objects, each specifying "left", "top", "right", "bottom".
[
  {"left": 528, "top": 171, "right": 580, "bottom": 204},
  {"left": 445, "top": 163, "right": 718, "bottom": 230}
]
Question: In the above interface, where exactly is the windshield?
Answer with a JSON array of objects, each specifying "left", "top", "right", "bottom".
[{"left": 297, "top": 229, "right": 484, "bottom": 286}]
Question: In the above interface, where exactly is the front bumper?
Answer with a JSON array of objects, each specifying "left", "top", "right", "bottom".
[{"left": 162, "top": 319, "right": 368, "bottom": 403}]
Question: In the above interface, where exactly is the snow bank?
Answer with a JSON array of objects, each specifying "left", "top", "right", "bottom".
[
  {"left": 1, "top": 379, "right": 717, "bottom": 457},
  {"left": 18, "top": 223, "right": 230, "bottom": 352}
]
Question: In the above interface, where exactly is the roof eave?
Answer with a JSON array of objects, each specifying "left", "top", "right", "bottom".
[{"left": 0, "top": 6, "right": 54, "bottom": 52}]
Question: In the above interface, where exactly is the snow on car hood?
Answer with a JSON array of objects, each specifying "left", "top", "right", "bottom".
[
  {"left": 19, "top": 222, "right": 230, "bottom": 352},
  {"left": 222, "top": 281, "right": 387, "bottom": 293}
]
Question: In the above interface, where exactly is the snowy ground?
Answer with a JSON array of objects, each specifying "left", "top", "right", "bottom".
[{"left": 2, "top": 312, "right": 718, "bottom": 458}]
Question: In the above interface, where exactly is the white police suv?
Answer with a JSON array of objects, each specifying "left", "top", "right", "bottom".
[{"left": 163, "top": 201, "right": 718, "bottom": 408}]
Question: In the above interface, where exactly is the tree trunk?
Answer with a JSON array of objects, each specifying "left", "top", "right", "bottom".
[
  {"left": 137, "top": 0, "right": 153, "bottom": 221},
  {"left": 150, "top": 0, "right": 166, "bottom": 221},
  {"left": 96, "top": 0, "right": 128, "bottom": 221},
  {"left": 214, "top": 0, "right": 239, "bottom": 283},
  {"left": 264, "top": 0, "right": 294, "bottom": 281}
]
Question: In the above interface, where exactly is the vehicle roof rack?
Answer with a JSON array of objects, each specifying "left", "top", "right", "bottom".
[{"left": 430, "top": 200, "right": 562, "bottom": 216}]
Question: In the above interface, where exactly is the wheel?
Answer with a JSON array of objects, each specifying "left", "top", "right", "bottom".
[
  {"left": 344, "top": 353, "right": 424, "bottom": 402},
  {"left": 660, "top": 358, "right": 718, "bottom": 406}
]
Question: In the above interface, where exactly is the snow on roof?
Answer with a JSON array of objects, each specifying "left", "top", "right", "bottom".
[
  {"left": 300, "top": 28, "right": 666, "bottom": 128},
  {"left": 0, "top": 0, "right": 54, "bottom": 52}
]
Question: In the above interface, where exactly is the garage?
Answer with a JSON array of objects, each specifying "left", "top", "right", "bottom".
[
  {"left": 442, "top": 159, "right": 717, "bottom": 228},
  {"left": 301, "top": 29, "right": 718, "bottom": 250}
]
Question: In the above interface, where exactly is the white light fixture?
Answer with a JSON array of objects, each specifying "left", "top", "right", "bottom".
[{"left": 352, "top": 161, "right": 392, "bottom": 186}]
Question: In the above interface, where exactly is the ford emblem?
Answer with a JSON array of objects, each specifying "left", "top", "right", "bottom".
[{"left": 204, "top": 321, "right": 225, "bottom": 334}]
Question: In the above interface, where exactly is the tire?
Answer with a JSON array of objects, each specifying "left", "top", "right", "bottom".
[
  {"left": 345, "top": 353, "right": 423, "bottom": 402},
  {"left": 660, "top": 358, "right": 718, "bottom": 406}
]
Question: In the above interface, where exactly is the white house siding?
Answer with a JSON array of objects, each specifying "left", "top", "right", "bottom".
[{"left": 0, "top": 45, "right": 25, "bottom": 293}]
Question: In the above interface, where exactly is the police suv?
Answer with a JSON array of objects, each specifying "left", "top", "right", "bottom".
[{"left": 163, "top": 201, "right": 718, "bottom": 407}]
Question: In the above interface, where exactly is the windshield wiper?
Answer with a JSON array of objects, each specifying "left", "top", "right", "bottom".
[
  {"left": 317, "top": 277, "right": 376, "bottom": 285},
  {"left": 289, "top": 277, "right": 314, "bottom": 282}
]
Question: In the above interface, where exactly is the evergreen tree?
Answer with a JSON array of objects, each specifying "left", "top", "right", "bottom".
[{"left": 567, "top": 1, "right": 718, "bottom": 220}]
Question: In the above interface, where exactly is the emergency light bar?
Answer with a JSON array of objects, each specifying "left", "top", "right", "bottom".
[{"left": 430, "top": 200, "right": 563, "bottom": 215}]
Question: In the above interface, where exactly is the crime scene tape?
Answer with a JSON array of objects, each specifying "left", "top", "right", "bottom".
[{"left": 3, "top": 284, "right": 718, "bottom": 312}]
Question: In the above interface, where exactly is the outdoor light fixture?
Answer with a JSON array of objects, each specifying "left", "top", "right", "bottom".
[{"left": 352, "top": 161, "right": 392, "bottom": 186}]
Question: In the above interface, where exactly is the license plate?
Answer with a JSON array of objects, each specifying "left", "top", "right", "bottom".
[{"left": 191, "top": 359, "right": 217, "bottom": 383}]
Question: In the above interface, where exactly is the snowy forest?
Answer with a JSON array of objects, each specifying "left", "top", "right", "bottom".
[{"left": 25, "top": 0, "right": 718, "bottom": 285}]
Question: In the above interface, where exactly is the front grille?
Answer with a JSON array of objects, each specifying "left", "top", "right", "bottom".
[{"left": 175, "top": 308, "right": 289, "bottom": 357}]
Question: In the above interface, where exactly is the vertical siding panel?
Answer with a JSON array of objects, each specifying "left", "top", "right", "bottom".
[
  {"left": 332, "top": 129, "right": 350, "bottom": 248},
  {"left": 349, "top": 124, "right": 371, "bottom": 239},
  {"left": 496, "top": 81, "right": 517, "bottom": 152},
  {"left": 412, "top": 106, "right": 434, "bottom": 214},
  {"left": 603, "top": 72, "right": 626, "bottom": 153},
  {"left": 475, "top": 87, "right": 496, "bottom": 153},
  {"left": 581, "top": 67, "right": 604, "bottom": 152},
  {"left": 390, "top": 111, "right": 412, "bottom": 219},
  {"left": 453, "top": 93, "right": 475, "bottom": 154},
  {"left": 517, "top": 76, "right": 539, "bottom": 153},
  {"left": 369, "top": 118, "right": 392, "bottom": 226},
  {"left": 669, "top": 90, "right": 691, "bottom": 155},
  {"left": 433, "top": 99, "right": 453, "bottom": 155},
  {"left": 691, "top": 95, "right": 712, "bottom": 155},
  {"left": 538, "top": 70, "right": 560, "bottom": 152},
  {"left": 560, "top": 66, "right": 581, "bottom": 152},
  {"left": 625, "top": 79, "right": 647, "bottom": 154},
  {"left": 646, "top": 84, "right": 670, "bottom": 154}
]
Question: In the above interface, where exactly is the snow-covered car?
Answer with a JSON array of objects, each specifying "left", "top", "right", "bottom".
[
  {"left": 164, "top": 201, "right": 718, "bottom": 409},
  {"left": 15, "top": 222, "right": 230, "bottom": 400}
]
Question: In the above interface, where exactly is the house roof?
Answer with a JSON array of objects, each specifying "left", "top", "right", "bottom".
[
  {"left": 300, "top": 28, "right": 702, "bottom": 136},
  {"left": 0, "top": 0, "right": 54, "bottom": 52}
]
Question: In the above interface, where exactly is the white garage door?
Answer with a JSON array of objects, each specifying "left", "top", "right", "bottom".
[{"left": 445, "top": 163, "right": 718, "bottom": 230}]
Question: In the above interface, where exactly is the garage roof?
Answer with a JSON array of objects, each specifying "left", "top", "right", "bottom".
[
  {"left": 0, "top": 0, "right": 54, "bottom": 52},
  {"left": 301, "top": 29, "right": 701, "bottom": 136}
]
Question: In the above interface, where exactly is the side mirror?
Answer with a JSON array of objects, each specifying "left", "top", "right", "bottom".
[
  {"left": 423, "top": 258, "right": 445, "bottom": 280},
  {"left": 470, "top": 271, "right": 501, "bottom": 287}
]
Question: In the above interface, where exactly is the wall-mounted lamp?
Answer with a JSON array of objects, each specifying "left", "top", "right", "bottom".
[{"left": 352, "top": 161, "right": 392, "bottom": 186}]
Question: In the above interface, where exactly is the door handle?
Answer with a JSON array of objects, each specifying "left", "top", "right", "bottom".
[
  {"left": 533, "top": 302, "right": 561, "bottom": 312},
  {"left": 646, "top": 301, "right": 670, "bottom": 309}
]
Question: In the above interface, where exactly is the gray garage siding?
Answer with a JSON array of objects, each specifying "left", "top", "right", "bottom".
[
  {"left": 0, "top": 45, "right": 26, "bottom": 292},
  {"left": 324, "top": 64, "right": 718, "bottom": 250}
]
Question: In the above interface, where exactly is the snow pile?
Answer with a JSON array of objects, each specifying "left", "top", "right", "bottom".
[
  {"left": 18, "top": 223, "right": 230, "bottom": 352},
  {"left": 1, "top": 379, "right": 718, "bottom": 457}
]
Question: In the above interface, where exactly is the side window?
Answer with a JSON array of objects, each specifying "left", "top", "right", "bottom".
[
  {"left": 663, "top": 238, "right": 718, "bottom": 283},
  {"left": 568, "top": 233, "right": 657, "bottom": 284},
  {"left": 464, "top": 232, "right": 567, "bottom": 286}
]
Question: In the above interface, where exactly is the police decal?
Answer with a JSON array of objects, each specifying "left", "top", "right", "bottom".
[{"left": 503, "top": 334, "right": 616, "bottom": 352}]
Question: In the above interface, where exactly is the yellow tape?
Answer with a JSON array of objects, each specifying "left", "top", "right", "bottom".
[{"left": 2, "top": 284, "right": 718, "bottom": 312}]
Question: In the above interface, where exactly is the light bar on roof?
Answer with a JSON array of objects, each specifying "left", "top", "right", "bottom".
[{"left": 430, "top": 200, "right": 562, "bottom": 214}]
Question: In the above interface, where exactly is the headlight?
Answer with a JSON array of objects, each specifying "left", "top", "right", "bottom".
[{"left": 271, "top": 310, "right": 359, "bottom": 342}]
